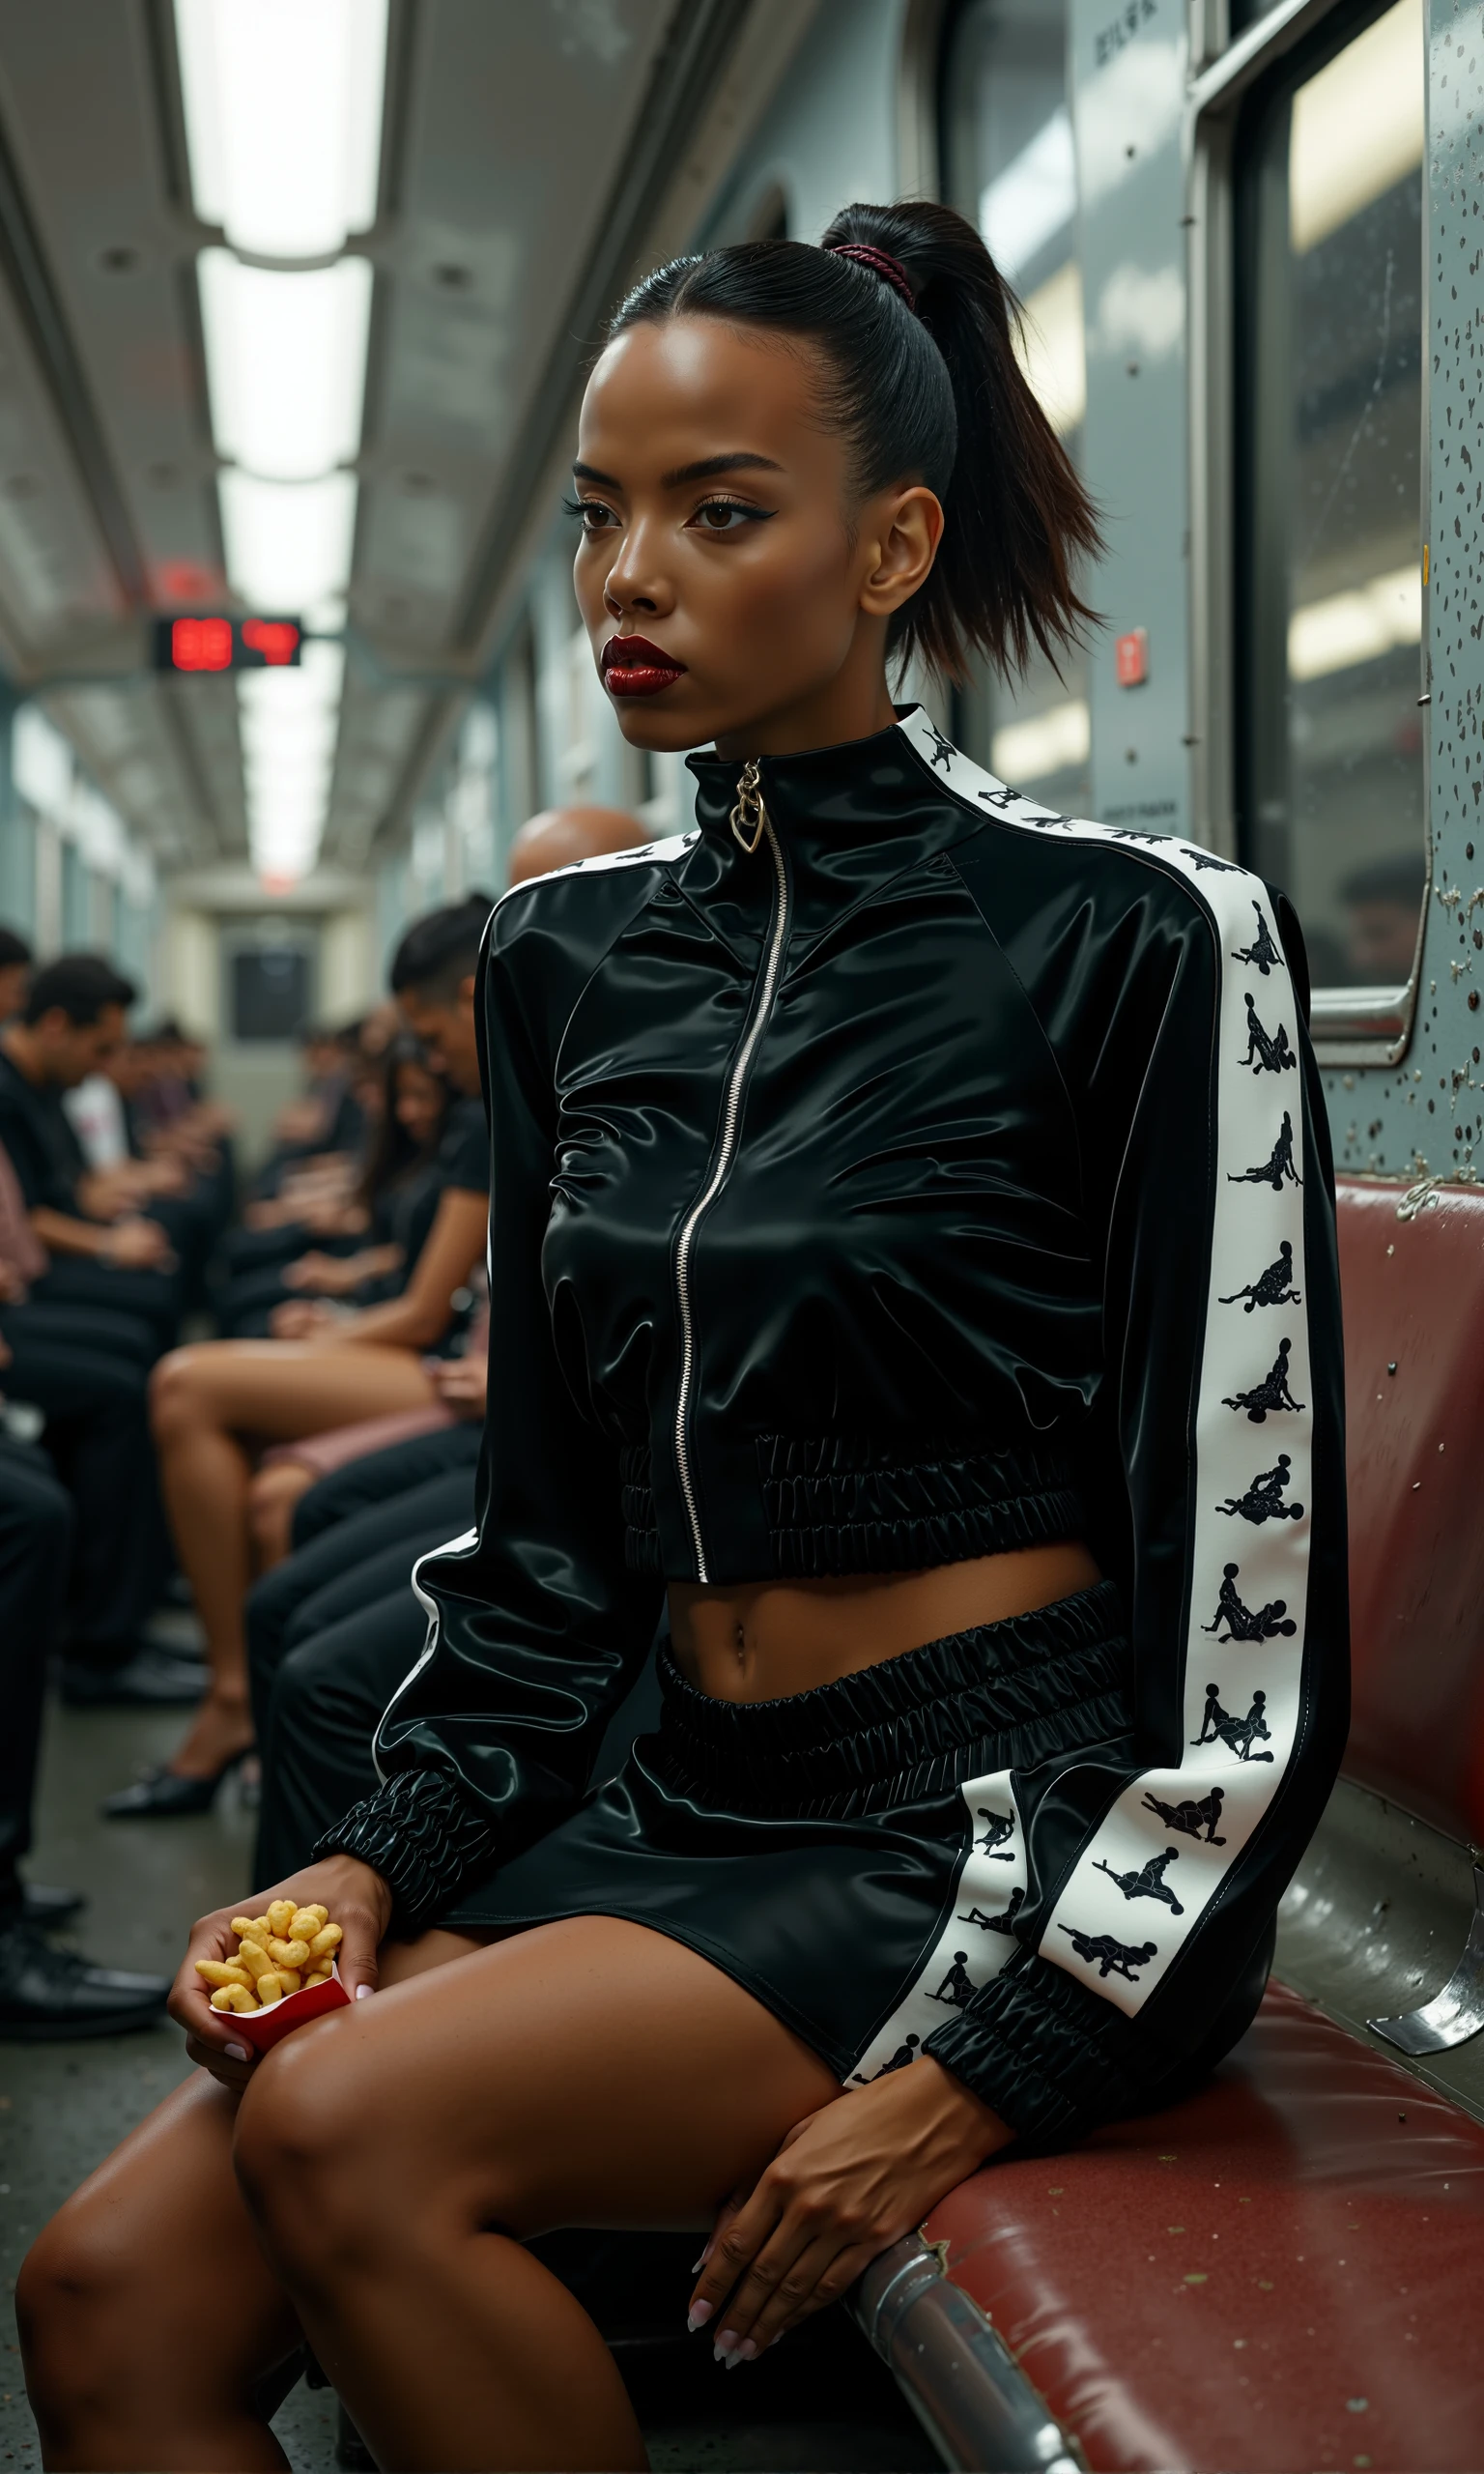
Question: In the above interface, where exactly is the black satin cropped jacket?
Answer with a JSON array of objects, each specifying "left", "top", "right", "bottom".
[{"left": 324, "top": 706, "right": 1348, "bottom": 2145}]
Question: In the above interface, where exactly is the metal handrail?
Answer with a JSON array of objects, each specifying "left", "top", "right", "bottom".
[{"left": 851, "top": 2237, "right": 1083, "bottom": 2474}]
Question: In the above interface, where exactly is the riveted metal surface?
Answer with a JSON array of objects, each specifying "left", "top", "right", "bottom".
[{"left": 1327, "top": 1, "right": 1484, "bottom": 1176}]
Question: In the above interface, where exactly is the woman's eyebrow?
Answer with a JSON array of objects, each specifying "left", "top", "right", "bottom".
[
  {"left": 572, "top": 461, "right": 621, "bottom": 488},
  {"left": 661, "top": 451, "right": 785, "bottom": 487}
]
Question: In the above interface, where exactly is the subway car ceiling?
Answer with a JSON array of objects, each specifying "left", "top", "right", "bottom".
[{"left": 0, "top": 0, "right": 1477, "bottom": 1193}]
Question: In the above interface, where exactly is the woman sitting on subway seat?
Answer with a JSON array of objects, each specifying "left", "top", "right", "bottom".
[{"left": 20, "top": 200, "right": 1347, "bottom": 2474}]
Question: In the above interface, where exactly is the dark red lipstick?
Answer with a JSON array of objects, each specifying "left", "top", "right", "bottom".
[{"left": 600, "top": 634, "right": 687, "bottom": 698}]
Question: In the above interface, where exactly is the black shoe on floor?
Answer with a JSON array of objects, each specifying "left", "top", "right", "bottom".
[
  {"left": 100, "top": 1744, "right": 251, "bottom": 1819},
  {"left": 61, "top": 1649, "right": 212, "bottom": 1709},
  {"left": 0, "top": 1918, "right": 170, "bottom": 2039},
  {"left": 21, "top": 1883, "right": 86, "bottom": 1927}
]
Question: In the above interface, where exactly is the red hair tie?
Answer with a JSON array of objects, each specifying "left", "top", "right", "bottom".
[{"left": 826, "top": 242, "right": 918, "bottom": 314}]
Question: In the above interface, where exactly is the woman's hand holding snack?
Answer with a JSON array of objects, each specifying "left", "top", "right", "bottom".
[{"left": 170, "top": 1856, "right": 391, "bottom": 2089}]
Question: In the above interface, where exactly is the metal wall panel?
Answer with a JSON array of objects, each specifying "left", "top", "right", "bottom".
[{"left": 1070, "top": 0, "right": 1193, "bottom": 834}]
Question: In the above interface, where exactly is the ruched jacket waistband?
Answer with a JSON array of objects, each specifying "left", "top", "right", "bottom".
[
  {"left": 621, "top": 1429, "right": 1088, "bottom": 1578},
  {"left": 651, "top": 1578, "right": 1131, "bottom": 1817}
]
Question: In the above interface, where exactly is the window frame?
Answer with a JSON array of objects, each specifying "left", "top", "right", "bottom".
[{"left": 1186, "top": 0, "right": 1431, "bottom": 1066}]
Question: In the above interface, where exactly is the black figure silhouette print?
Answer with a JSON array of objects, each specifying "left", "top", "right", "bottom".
[{"left": 322, "top": 708, "right": 1346, "bottom": 2148}]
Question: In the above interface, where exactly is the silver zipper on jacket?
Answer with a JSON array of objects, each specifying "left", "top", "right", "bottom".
[{"left": 672, "top": 763, "right": 789, "bottom": 1581}]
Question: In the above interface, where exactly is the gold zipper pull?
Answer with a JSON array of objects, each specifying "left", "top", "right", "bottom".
[{"left": 729, "top": 759, "right": 766, "bottom": 855}]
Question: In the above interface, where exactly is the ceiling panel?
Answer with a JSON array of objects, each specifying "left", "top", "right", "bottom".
[
  {"left": 0, "top": 0, "right": 223, "bottom": 612},
  {"left": 349, "top": 0, "right": 674, "bottom": 660}
]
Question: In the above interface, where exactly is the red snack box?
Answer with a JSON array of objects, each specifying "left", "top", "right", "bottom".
[{"left": 226, "top": 1962, "right": 351, "bottom": 2056}]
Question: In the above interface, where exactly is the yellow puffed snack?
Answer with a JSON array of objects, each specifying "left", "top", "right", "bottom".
[
  {"left": 210, "top": 1982, "right": 258, "bottom": 2014},
  {"left": 267, "top": 1900, "right": 298, "bottom": 1935},
  {"left": 256, "top": 1971, "right": 284, "bottom": 2005},
  {"left": 236, "top": 1939, "right": 273, "bottom": 1983},
  {"left": 276, "top": 1967, "right": 302, "bottom": 1996},
  {"left": 288, "top": 1909, "right": 324, "bottom": 1942},
  {"left": 195, "top": 1958, "right": 253, "bottom": 1990},
  {"left": 232, "top": 1915, "right": 271, "bottom": 1947},
  {"left": 268, "top": 1937, "right": 311, "bottom": 1970},
  {"left": 307, "top": 1922, "right": 342, "bottom": 1959},
  {"left": 305, "top": 1964, "right": 332, "bottom": 1982}
]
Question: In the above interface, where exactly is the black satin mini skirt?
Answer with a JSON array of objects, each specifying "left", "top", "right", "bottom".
[{"left": 440, "top": 1579, "right": 1133, "bottom": 2085}]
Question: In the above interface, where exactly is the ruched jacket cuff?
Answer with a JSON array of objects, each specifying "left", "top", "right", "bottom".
[
  {"left": 922, "top": 1953, "right": 1147, "bottom": 2148},
  {"left": 313, "top": 1769, "right": 499, "bottom": 1936}
]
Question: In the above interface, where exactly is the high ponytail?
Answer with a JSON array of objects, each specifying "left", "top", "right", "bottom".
[{"left": 610, "top": 199, "right": 1100, "bottom": 684}]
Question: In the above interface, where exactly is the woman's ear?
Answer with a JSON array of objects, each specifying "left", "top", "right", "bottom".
[{"left": 858, "top": 486, "right": 944, "bottom": 619}]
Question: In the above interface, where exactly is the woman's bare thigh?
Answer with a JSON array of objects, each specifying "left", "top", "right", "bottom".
[
  {"left": 178, "top": 1340, "right": 437, "bottom": 1445},
  {"left": 244, "top": 1916, "right": 841, "bottom": 2240}
]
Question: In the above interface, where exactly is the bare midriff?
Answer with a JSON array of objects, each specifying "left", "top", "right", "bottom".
[{"left": 667, "top": 1539, "right": 1102, "bottom": 1705}]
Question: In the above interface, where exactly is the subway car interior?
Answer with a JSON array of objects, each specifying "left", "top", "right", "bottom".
[{"left": 0, "top": 0, "right": 1480, "bottom": 2467}]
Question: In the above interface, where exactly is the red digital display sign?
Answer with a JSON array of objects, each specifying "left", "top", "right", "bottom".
[{"left": 154, "top": 616, "right": 303, "bottom": 673}]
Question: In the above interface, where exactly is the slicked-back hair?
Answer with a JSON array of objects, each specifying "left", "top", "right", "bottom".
[{"left": 612, "top": 200, "right": 1101, "bottom": 684}]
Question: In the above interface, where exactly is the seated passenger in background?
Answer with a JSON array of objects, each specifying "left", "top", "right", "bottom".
[
  {"left": 0, "top": 1118, "right": 200, "bottom": 1710},
  {"left": 105, "top": 898, "right": 497, "bottom": 1821},
  {"left": 64, "top": 1033, "right": 229, "bottom": 1317},
  {"left": 0, "top": 1425, "right": 172, "bottom": 2036},
  {"left": 217, "top": 1036, "right": 449, "bottom": 1338},
  {"left": 0, "top": 924, "right": 32, "bottom": 1023},
  {"left": 0, "top": 956, "right": 181, "bottom": 1351}
]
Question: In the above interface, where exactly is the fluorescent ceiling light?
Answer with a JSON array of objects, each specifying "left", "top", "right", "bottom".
[
  {"left": 1015, "top": 262, "right": 1086, "bottom": 437},
  {"left": 1289, "top": 562, "right": 1422, "bottom": 681},
  {"left": 992, "top": 700, "right": 1090, "bottom": 784},
  {"left": 218, "top": 472, "right": 357, "bottom": 618},
  {"left": 980, "top": 107, "right": 1075, "bottom": 288},
  {"left": 14, "top": 705, "right": 73, "bottom": 817},
  {"left": 175, "top": 0, "right": 389, "bottom": 884},
  {"left": 175, "top": 0, "right": 387, "bottom": 258},
  {"left": 1290, "top": 0, "right": 1423, "bottom": 254},
  {"left": 198, "top": 251, "right": 371, "bottom": 480}
]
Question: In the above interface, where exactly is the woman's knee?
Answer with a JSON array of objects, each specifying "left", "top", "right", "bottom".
[
  {"left": 17, "top": 2202, "right": 135, "bottom": 2431},
  {"left": 234, "top": 2020, "right": 536, "bottom": 2281},
  {"left": 149, "top": 1343, "right": 213, "bottom": 1442},
  {"left": 234, "top": 2033, "right": 390, "bottom": 2277}
]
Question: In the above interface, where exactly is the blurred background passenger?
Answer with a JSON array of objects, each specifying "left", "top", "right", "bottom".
[
  {"left": 0, "top": 1424, "right": 172, "bottom": 2036},
  {"left": 0, "top": 958, "right": 181, "bottom": 1349},
  {"left": 217, "top": 1035, "right": 449, "bottom": 1338},
  {"left": 0, "top": 926, "right": 32, "bottom": 1023},
  {"left": 505, "top": 801, "right": 660, "bottom": 882},
  {"left": 105, "top": 896, "right": 496, "bottom": 1820}
]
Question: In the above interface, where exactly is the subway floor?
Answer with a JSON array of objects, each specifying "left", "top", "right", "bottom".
[{"left": 0, "top": 1658, "right": 936, "bottom": 2473}]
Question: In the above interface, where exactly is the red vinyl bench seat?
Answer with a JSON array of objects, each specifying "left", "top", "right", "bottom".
[{"left": 921, "top": 1178, "right": 1484, "bottom": 2469}]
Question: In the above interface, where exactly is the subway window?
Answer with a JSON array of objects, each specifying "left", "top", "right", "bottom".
[
  {"left": 939, "top": 0, "right": 1089, "bottom": 814},
  {"left": 1236, "top": 0, "right": 1426, "bottom": 993}
]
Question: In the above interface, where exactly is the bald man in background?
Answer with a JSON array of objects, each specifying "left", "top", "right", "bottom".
[
  {"left": 506, "top": 803, "right": 656, "bottom": 886},
  {"left": 247, "top": 802, "right": 662, "bottom": 1881}
]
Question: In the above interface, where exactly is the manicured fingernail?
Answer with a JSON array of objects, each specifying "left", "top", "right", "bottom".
[
  {"left": 728, "top": 2341, "right": 757, "bottom": 2369},
  {"left": 713, "top": 2329, "right": 738, "bottom": 2360},
  {"left": 225, "top": 2042, "right": 249, "bottom": 2061},
  {"left": 686, "top": 2301, "right": 712, "bottom": 2331},
  {"left": 691, "top": 2253, "right": 707, "bottom": 2274},
  {"left": 355, "top": 1982, "right": 373, "bottom": 1999}
]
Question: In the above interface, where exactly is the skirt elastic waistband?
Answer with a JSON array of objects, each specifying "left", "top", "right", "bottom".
[{"left": 653, "top": 1577, "right": 1130, "bottom": 1816}]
